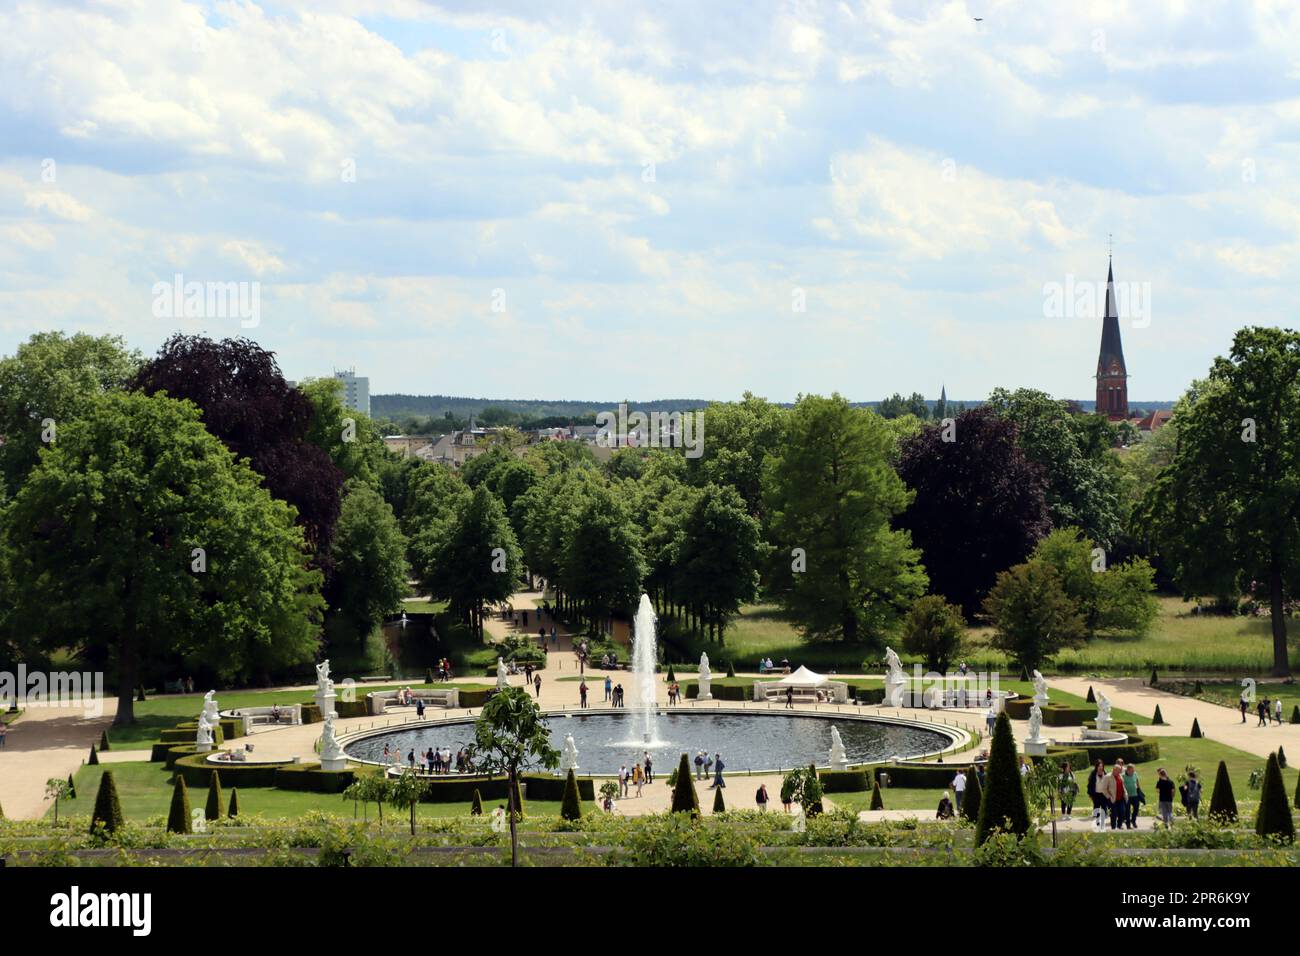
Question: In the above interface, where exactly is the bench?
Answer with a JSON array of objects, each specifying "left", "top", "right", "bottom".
[
  {"left": 164, "top": 680, "right": 185, "bottom": 694},
  {"left": 359, "top": 675, "right": 393, "bottom": 683}
]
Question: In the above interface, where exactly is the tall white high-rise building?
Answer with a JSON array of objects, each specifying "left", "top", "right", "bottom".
[{"left": 333, "top": 368, "right": 370, "bottom": 415}]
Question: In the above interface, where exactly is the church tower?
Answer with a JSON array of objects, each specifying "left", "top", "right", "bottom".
[{"left": 1095, "top": 257, "right": 1129, "bottom": 420}]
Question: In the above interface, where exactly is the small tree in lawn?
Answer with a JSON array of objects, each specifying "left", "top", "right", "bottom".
[
  {"left": 983, "top": 560, "right": 1086, "bottom": 675},
  {"left": 560, "top": 769, "right": 583, "bottom": 821},
  {"left": 99, "top": 729, "right": 111, "bottom": 752},
  {"left": 1190, "top": 718, "right": 1203, "bottom": 738},
  {"left": 1085, "top": 685, "right": 1095, "bottom": 703},
  {"left": 204, "top": 771, "right": 224, "bottom": 821},
  {"left": 960, "top": 771, "right": 982, "bottom": 824},
  {"left": 228, "top": 788, "right": 240, "bottom": 818},
  {"left": 1207, "top": 760, "right": 1237, "bottom": 823},
  {"left": 388, "top": 768, "right": 430, "bottom": 836},
  {"left": 671, "top": 753, "right": 700, "bottom": 816},
  {"left": 67, "top": 773, "right": 76, "bottom": 799},
  {"left": 975, "top": 711, "right": 1030, "bottom": 845},
  {"left": 712, "top": 787, "right": 726, "bottom": 813},
  {"left": 471, "top": 789, "right": 483, "bottom": 816},
  {"left": 901, "top": 595, "right": 966, "bottom": 673},
  {"left": 1291, "top": 705, "right": 1299, "bottom": 725},
  {"left": 869, "top": 778, "right": 884, "bottom": 810},
  {"left": 780, "top": 766, "right": 823, "bottom": 816},
  {"left": 88, "top": 745, "right": 99, "bottom": 766},
  {"left": 89, "top": 770, "right": 124, "bottom": 835},
  {"left": 467, "top": 686, "right": 559, "bottom": 867},
  {"left": 1152, "top": 705, "right": 1165, "bottom": 725},
  {"left": 45, "top": 777, "right": 71, "bottom": 825},
  {"left": 1255, "top": 751, "right": 1294, "bottom": 843},
  {"left": 167, "top": 776, "right": 191, "bottom": 833}
]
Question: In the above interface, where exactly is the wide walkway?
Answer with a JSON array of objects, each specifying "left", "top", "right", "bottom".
[{"left": 0, "top": 699, "right": 116, "bottom": 820}]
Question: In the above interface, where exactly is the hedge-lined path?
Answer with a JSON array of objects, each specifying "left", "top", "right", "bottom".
[
  {"left": 1048, "top": 676, "right": 1299, "bottom": 760},
  {"left": 0, "top": 699, "right": 116, "bottom": 820}
]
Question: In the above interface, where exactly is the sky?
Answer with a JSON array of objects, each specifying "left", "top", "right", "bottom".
[{"left": 1, "top": 0, "right": 1298, "bottom": 404}]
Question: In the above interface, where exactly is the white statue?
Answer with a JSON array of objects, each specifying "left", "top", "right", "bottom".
[
  {"left": 791, "top": 806, "right": 807, "bottom": 833},
  {"left": 201, "top": 689, "right": 220, "bottom": 721},
  {"left": 1032, "top": 669, "right": 1049, "bottom": 705},
  {"left": 697, "top": 652, "right": 713, "bottom": 700},
  {"left": 196, "top": 711, "right": 215, "bottom": 750},
  {"left": 315, "top": 659, "right": 331, "bottom": 686},
  {"left": 1096, "top": 693, "right": 1113, "bottom": 731},
  {"left": 698, "top": 652, "right": 711, "bottom": 681},
  {"left": 828, "top": 725, "right": 848, "bottom": 770},
  {"left": 496, "top": 656, "right": 509, "bottom": 690},
  {"left": 490, "top": 806, "right": 508, "bottom": 832},
  {"left": 319, "top": 713, "right": 346, "bottom": 769},
  {"left": 884, "top": 647, "right": 907, "bottom": 707},
  {"left": 1027, "top": 701, "right": 1043, "bottom": 742},
  {"left": 560, "top": 733, "right": 580, "bottom": 773}
]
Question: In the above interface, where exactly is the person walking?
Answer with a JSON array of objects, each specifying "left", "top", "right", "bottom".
[
  {"left": 1184, "top": 770, "right": 1202, "bottom": 819},
  {"left": 0, "top": 722, "right": 6, "bottom": 748},
  {"left": 533, "top": 673, "right": 542, "bottom": 699},
  {"left": 694, "top": 751, "right": 705, "bottom": 780},
  {"left": 1059, "top": 762, "right": 1078, "bottom": 817},
  {"left": 785, "top": 686, "right": 794, "bottom": 710},
  {"left": 1257, "top": 698, "right": 1269, "bottom": 727},
  {"left": 1240, "top": 692, "right": 1249, "bottom": 723},
  {"left": 579, "top": 680, "right": 588, "bottom": 708},
  {"left": 756, "top": 783, "right": 769, "bottom": 812},
  {"left": 711, "top": 753, "right": 726, "bottom": 789},
  {"left": 1123, "top": 762, "right": 1141, "bottom": 828},
  {"left": 985, "top": 706, "right": 997, "bottom": 735},
  {"left": 644, "top": 753, "right": 653, "bottom": 783},
  {"left": 604, "top": 675, "right": 612, "bottom": 703},
  {"left": 633, "top": 763, "right": 644, "bottom": 798},
  {"left": 1104, "top": 763, "right": 1128, "bottom": 830},
  {"left": 703, "top": 752, "right": 713, "bottom": 781},
  {"left": 1275, "top": 697, "right": 1284, "bottom": 726},
  {"left": 1155, "top": 768, "right": 1175, "bottom": 828},
  {"left": 1087, "top": 758, "right": 1106, "bottom": 817},
  {"left": 951, "top": 769, "right": 967, "bottom": 816},
  {"left": 618, "top": 764, "right": 629, "bottom": 798}
]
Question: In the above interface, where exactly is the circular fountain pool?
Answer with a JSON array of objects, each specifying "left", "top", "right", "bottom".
[{"left": 343, "top": 711, "right": 955, "bottom": 774}]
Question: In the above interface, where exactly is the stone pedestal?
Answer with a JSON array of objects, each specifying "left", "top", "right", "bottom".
[
  {"left": 195, "top": 742, "right": 213, "bottom": 754},
  {"left": 885, "top": 678, "right": 906, "bottom": 708},
  {"left": 1023, "top": 738, "right": 1047, "bottom": 756},
  {"left": 320, "top": 755, "right": 347, "bottom": 771},
  {"left": 829, "top": 756, "right": 848, "bottom": 772},
  {"left": 697, "top": 676, "right": 712, "bottom": 701},
  {"left": 314, "top": 689, "right": 337, "bottom": 720},
  {"left": 1095, "top": 717, "right": 1111, "bottom": 732}
]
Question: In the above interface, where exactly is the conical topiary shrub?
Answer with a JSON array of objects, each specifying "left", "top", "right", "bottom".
[
  {"left": 1152, "top": 705, "right": 1165, "bottom": 725},
  {"left": 1150, "top": 667, "right": 1158, "bottom": 686},
  {"left": 228, "top": 788, "right": 240, "bottom": 819},
  {"left": 99, "top": 729, "right": 111, "bottom": 752},
  {"left": 1208, "top": 760, "right": 1237, "bottom": 823},
  {"left": 869, "top": 779, "right": 884, "bottom": 810},
  {"left": 1294, "top": 769, "right": 1300, "bottom": 811},
  {"left": 961, "top": 770, "right": 982, "bottom": 824},
  {"left": 560, "top": 769, "right": 583, "bottom": 822},
  {"left": 1277, "top": 747, "right": 1286, "bottom": 769},
  {"left": 712, "top": 787, "right": 726, "bottom": 813},
  {"left": 670, "top": 753, "right": 699, "bottom": 816},
  {"left": 1291, "top": 705, "right": 1299, "bottom": 725},
  {"left": 666, "top": 665, "right": 676, "bottom": 683},
  {"left": 89, "top": 770, "right": 124, "bottom": 834},
  {"left": 167, "top": 776, "right": 191, "bottom": 833},
  {"left": 471, "top": 789, "right": 483, "bottom": 816},
  {"left": 1254, "top": 752, "right": 1294, "bottom": 843},
  {"left": 1085, "top": 686, "right": 1095, "bottom": 703},
  {"left": 975, "top": 711, "right": 1030, "bottom": 845},
  {"left": 725, "top": 660, "right": 736, "bottom": 678},
  {"left": 1190, "top": 718, "right": 1203, "bottom": 738},
  {"left": 1019, "top": 665, "right": 1030, "bottom": 683},
  {"left": 425, "top": 668, "right": 434, "bottom": 685},
  {"left": 205, "top": 770, "right": 224, "bottom": 821},
  {"left": 67, "top": 773, "right": 76, "bottom": 799},
  {"left": 88, "top": 745, "right": 99, "bottom": 765}
]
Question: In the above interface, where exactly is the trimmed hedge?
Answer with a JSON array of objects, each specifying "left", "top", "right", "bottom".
[
  {"left": 517, "top": 773, "right": 596, "bottom": 802},
  {"left": 457, "top": 688, "right": 493, "bottom": 708},
  {"left": 1005, "top": 697, "right": 1093, "bottom": 725},
  {"left": 335, "top": 699, "right": 368, "bottom": 719},
  {"left": 300, "top": 703, "right": 322, "bottom": 724},
  {"left": 684, "top": 682, "right": 751, "bottom": 702},
  {"left": 172, "top": 752, "right": 293, "bottom": 788},
  {"left": 872, "top": 763, "right": 976, "bottom": 789},
  {"left": 273, "top": 763, "right": 358, "bottom": 793},
  {"left": 817, "top": 769, "right": 870, "bottom": 793},
  {"left": 852, "top": 686, "right": 886, "bottom": 705}
]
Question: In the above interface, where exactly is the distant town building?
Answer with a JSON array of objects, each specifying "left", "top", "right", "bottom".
[{"left": 334, "top": 368, "right": 370, "bottom": 415}]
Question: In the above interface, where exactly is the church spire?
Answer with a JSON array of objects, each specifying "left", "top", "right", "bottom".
[{"left": 1095, "top": 253, "right": 1129, "bottom": 420}]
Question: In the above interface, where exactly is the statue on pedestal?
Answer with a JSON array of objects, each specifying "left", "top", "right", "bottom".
[
  {"left": 1096, "top": 694, "right": 1113, "bottom": 730},
  {"left": 1032, "top": 669, "right": 1049, "bottom": 705},
  {"left": 496, "top": 656, "right": 509, "bottom": 690},
  {"left": 560, "top": 733, "right": 580, "bottom": 774},
  {"left": 196, "top": 711, "right": 215, "bottom": 750},
  {"left": 884, "top": 647, "right": 907, "bottom": 707},
  {"left": 1027, "top": 701, "right": 1043, "bottom": 742},
  {"left": 697, "top": 652, "right": 713, "bottom": 700},
  {"left": 828, "top": 725, "right": 848, "bottom": 770}
]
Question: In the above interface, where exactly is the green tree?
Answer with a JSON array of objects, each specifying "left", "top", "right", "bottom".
[
  {"left": 167, "top": 776, "right": 191, "bottom": 833},
  {"left": 686, "top": 393, "right": 785, "bottom": 518},
  {"left": 561, "top": 482, "right": 645, "bottom": 636},
  {"left": 560, "top": 768, "right": 583, "bottom": 821},
  {"left": 299, "top": 377, "right": 387, "bottom": 484},
  {"left": 670, "top": 753, "right": 700, "bottom": 816},
  {"left": 329, "top": 481, "right": 409, "bottom": 645},
  {"left": 983, "top": 560, "right": 1087, "bottom": 673},
  {"left": 1031, "top": 527, "right": 1157, "bottom": 638},
  {"left": 763, "top": 394, "right": 926, "bottom": 643},
  {"left": 0, "top": 331, "right": 140, "bottom": 495},
  {"left": 1, "top": 392, "right": 323, "bottom": 722},
  {"left": 1144, "top": 328, "right": 1300, "bottom": 676},
  {"left": 343, "top": 772, "right": 392, "bottom": 825},
  {"left": 961, "top": 770, "right": 982, "bottom": 824},
  {"left": 468, "top": 687, "right": 559, "bottom": 867},
  {"left": 900, "top": 595, "right": 965, "bottom": 672},
  {"left": 205, "top": 771, "right": 224, "bottom": 821},
  {"left": 89, "top": 770, "right": 124, "bottom": 835},
  {"left": 674, "top": 483, "right": 764, "bottom": 642},
  {"left": 1255, "top": 752, "right": 1293, "bottom": 842},
  {"left": 44, "top": 777, "right": 71, "bottom": 825},
  {"left": 975, "top": 712, "right": 1030, "bottom": 844},
  {"left": 1208, "top": 760, "right": 1237, "bottom": 823},
  {"left": 388, "top": 768, "right": 430, "bottom": 836}
]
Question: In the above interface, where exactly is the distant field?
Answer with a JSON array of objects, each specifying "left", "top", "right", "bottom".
[{"left": 661, "top": 598, "right": 1298, "bottom": 677}]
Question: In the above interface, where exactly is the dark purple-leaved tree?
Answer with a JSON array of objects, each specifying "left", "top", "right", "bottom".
[
  {"left": 131, "top": 335, "right": 343, "bottom": 558},
  {"left": 895, "top": 407, "right": 1052, "bottom": 617}
]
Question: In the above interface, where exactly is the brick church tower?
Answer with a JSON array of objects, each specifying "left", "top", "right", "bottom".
[{"left": 1095, "top": 257, "right": 1129, "bottom": 420}]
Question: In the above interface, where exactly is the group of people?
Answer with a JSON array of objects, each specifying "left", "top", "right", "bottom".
[
  {"left": 1241, "top": 692, "right": 1287, "bottom": 726},
  {"left": 617, "top": 753, "right": 656, "bottom": 797},
  {"left": 380, "top": 743, "right": 475, "bottom": 775},
  {"left": 1081, "top": 758, "right": 1195, "bottom": 829},
  {"left": 666, "top": 681, "right": 683, "bottom": 704},
  {"left": 693, "top": 751, "right": 727, "bottom": 788},
  {"left": 756, "top": 658, "right": 789, "bottom": 674},
  {"left": 432, "top": 658, "right": 454, "bottom": 681}
]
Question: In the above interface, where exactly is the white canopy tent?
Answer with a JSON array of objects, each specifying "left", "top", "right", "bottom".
[{"left": 775, "top": 665, "right": 829, "bottom": 687}]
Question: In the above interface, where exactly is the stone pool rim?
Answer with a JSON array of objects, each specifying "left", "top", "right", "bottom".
[{"left": 336, "top": 705, "right": 972, "bottom": 775}]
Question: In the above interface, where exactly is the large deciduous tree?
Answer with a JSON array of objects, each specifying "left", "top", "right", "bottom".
[
  {"left": 900, "top": 595, "right": 966, "bottom": 673},
  {"left": 982, "top": 559, "right": 1087, "bottom": 673},
  {"left": 1, "top": 392, "right": 323, "bottom": 723},
  {"left": 674, "top": 483, "right": 765, "bottom": 642},
  {"left": 329, "top": 481, "right": 409, "bottom": 647},
  {"left": 131, "top": 335, "right": 343, "bottom": 555},
  {"left": 1144, "top": 327, "right": 1300, "bottom": 676},
  {"left": 0, "top": 332, "right": 141, "bottom": 496},
  {"left": 895, "top": 407, "right": 1051, "bottom": 617},
  {"left": 763, "top": 394, "right": 926, "bottom": 644}
]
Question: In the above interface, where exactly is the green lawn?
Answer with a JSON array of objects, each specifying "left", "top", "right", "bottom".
[
  {"left": 51, "top": 761, "right": 595, "bottom": 824},
  {"left": 109, "top": 682, "right": 494, "bottom": 750},
  {"left": 1188, "top": 681, "right": 1300, "bottom": 720}
]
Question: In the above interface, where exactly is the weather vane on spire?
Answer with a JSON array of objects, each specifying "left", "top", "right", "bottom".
[{"left": 1108, "top": 232, "right": 1112, "bottom": 260}]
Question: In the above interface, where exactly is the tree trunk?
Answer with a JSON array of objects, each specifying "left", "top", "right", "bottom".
[
  {"left": 113, "top": 628, "right": 138, "bottom": 726},
  {"left": 1268, "top": 565, "right": 1291, "bottom": 677},
  {"left": 507, "top": 767, "right": 520, "bottom": 868}
]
